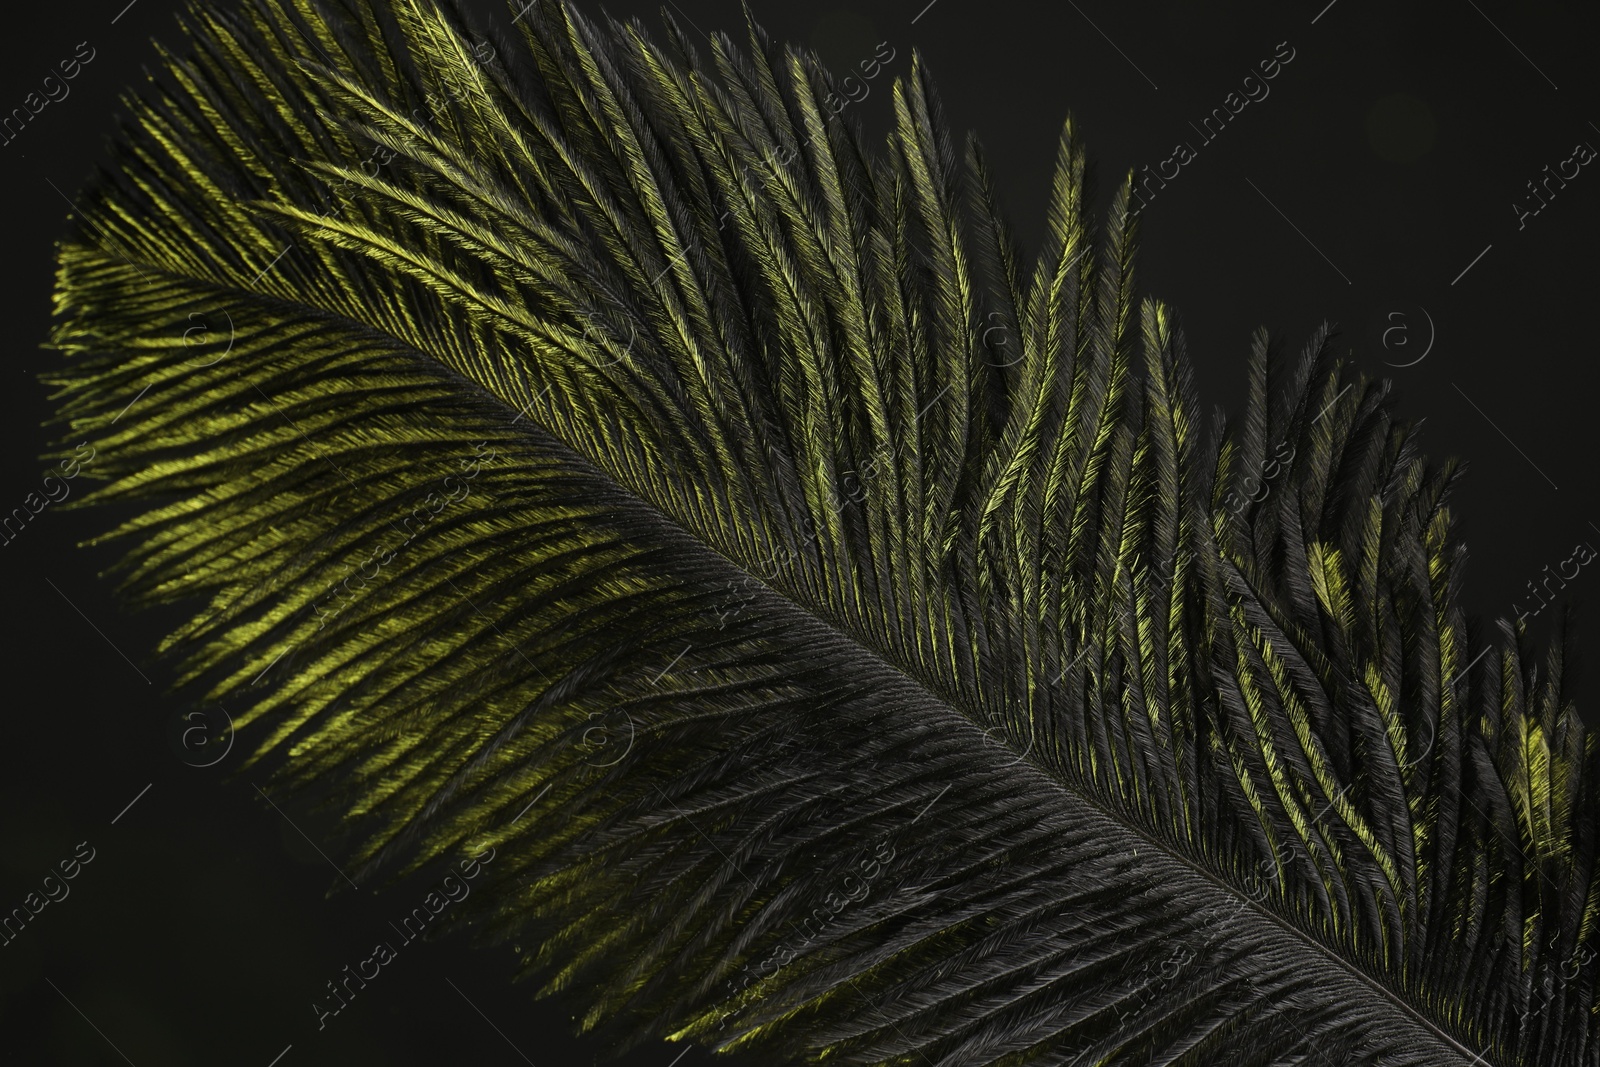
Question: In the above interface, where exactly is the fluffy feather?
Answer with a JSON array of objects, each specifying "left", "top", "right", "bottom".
[{"left": 44, "top": 0, "right": 1599, "bottom": 1063}]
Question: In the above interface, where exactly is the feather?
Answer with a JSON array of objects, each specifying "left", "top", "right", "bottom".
[{"left": 44, "top": 0, "right": 1599, "bottom": 1063}]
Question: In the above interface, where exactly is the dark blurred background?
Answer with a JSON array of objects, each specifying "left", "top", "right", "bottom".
[{"left": 2, "top": 0, "right": 1596, "bottom": 1063}]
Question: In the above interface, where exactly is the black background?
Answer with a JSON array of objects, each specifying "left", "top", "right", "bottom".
[{"left": 2, "top": 0, "right": 1597, "bottom": 1063}]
